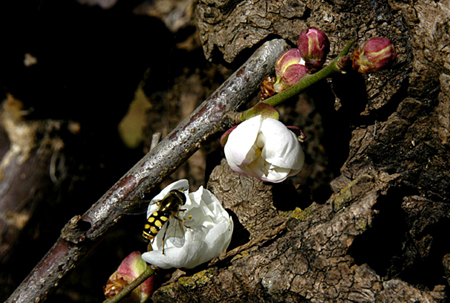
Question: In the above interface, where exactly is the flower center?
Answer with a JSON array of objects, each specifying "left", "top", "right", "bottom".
[
  {"left": 250, "top": 132, "right": 271, "bottom": 176},
  {"left": 255, "top": 146, "right": 262, "bottom": 156}
]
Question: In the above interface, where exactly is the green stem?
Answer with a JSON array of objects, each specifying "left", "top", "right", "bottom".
[
  {"left": 103, "top": 265, "right": 156, "bottom": 303},
  {"left": 240, "top": 40, "right": 355, "bottom": 120}
]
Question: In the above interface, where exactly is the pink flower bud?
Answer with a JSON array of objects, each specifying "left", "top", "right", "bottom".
[
  {"left": 273, "top": 49, "right": 307, "bottom": 92},
  {"left": 351, "top": 37, "right": 397, "bottom": 74},
  {"left": 297, "top": 27, "right": 330, "bottom": 70},
  {"left": 275, "top": 49, "right": 303, "bottom": 78},
  {"left": 104, "top": 251, "right": 156, "bottom": 302}
]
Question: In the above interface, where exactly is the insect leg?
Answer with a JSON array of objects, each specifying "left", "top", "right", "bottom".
[
  {"left": 174, "top": 209, "right": 190, "bottom": 229},
  {"left": 161, "top": 220, "right": 170, "bottom": 255}
]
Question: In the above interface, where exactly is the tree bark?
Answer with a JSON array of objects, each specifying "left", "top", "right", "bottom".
[{"left": 149, "top": 0, "right": 450, "bottom": 302}]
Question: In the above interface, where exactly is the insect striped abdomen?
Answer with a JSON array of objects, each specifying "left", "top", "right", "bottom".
[{"left": 142, "top": 210, "right": 171, "bottom": 241}]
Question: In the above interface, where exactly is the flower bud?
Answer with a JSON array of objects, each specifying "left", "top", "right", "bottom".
[
  {"left": 297, "top": 27, "right": 330, "bottom": 70},
  {"left": 351, "top": 37, "right": 397, "bottom": 74},
  {"left": 104, "top": 251, "right": 155, "bottom": 302},
  {"left": 273, "top": 48, "right": 307, "bottom": 93}
]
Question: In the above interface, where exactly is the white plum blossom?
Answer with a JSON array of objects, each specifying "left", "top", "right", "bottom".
[
  {"left": 141, "top": 180, "right": 233, "bottom": 269},
  {"left": 224, "top": 115, "right": 305, "bottom": 183}
]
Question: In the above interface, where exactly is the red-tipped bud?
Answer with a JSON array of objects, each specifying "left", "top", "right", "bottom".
[
  {"left": 275, "top": 49, "right": 303, "bottom": 78},
  {"left": 351, "top": 37, "right": 397, "bottom": 74},
  {"left": 274, "top": 49, "right": 307, "bottom": 93},
  {"left": 104, "top": 251, "right": 156, "bottom": 303},
  {"left": 298, "top": 27, "right": 330, "bottom": 70},
  {"left": 277, "top": 64, "right": 308, "bottom": 91}
]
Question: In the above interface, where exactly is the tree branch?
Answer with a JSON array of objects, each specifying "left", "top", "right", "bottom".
[{"left": 6, "top": 38, "right": 288, "bottom": 303}]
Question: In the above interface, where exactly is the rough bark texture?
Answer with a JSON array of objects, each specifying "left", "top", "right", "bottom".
[
  {"left": 151, "top": 161, "right": 446, "bottom": 302},
  {"left": 150, "top": 0, "right": 450, "bottom": 302},
  {"left": 1, "top": 0, "right": 450, "bottom": 302}
]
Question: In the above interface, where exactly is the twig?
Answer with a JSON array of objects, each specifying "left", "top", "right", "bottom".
[
  {"left": 5, "top": 38, "right": 289, "bottom": 303},
  {"left": 103, "top": 265, "right": 157, "bottom": 303},
  {"left": 239, "top": 40, "right": 355, "bottom": 120},
  {"left": 150, "top": 132, "right": 161, "bottom": 151}
]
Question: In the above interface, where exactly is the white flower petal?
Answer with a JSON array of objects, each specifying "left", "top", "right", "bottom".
[
  {"left": 142, "top": 238, "right": 209, "bottom": 269},
  {"left": 224, "top": 115, "right": 262, "bottom": 166},
  {"left": 260, "top": 119, "right": 304, "bottom": 167},
  {"left": 263, "top": 166, "right": 292, "bottom": 183},
  {"left": 224, "top": 116, "right": 305, "bottom": 183},
  {"left": 142, "top": 181, "right": 233, "bottom": 269}
]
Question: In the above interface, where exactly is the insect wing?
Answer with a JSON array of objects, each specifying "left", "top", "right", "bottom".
[
  {"left": 166, "top": 217, "right": 187, "bottom": 248},
  {"left": 152, "top": 215, "right": 187, "bottom": 251}
]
